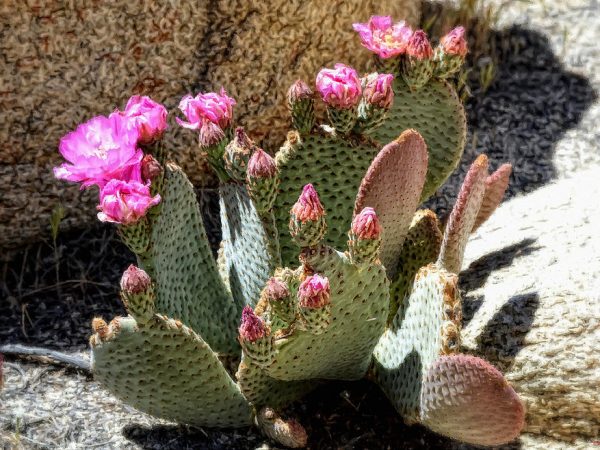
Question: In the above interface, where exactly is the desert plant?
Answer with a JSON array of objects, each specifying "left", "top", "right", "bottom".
[{"left": 55, "top": 17, "right": 523, "bottom": 448}]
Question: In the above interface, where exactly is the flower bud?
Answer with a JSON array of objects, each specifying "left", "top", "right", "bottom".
[
  {"left": 352, "top": 207, "right": 382, "bottom": 239},
  {"left": 120, "top": 265, "right": 152, "bottom": 294},
  {"left": 298, "top": 274, "right": 331, "bottom": 308},
  {"left": 239, "top": 305, "right": 267, "bottom": 343},
  {"left": 440, "top": 26, "right": 468, "bottom": 57},
  {"left": 287, "top": 80, "right": 313, "bottom": 104},
  {"left": 287, "top": 80, "right": 315, "bottom": 134},
  {"left": 199, "top": 120, "right": 225, "bottom": 148},
  {"left": 362, "top": 73, "right": 395, "bottom": 109},
  {"left": 265, "top": 277, "right": 290, "bottom": 301},
  {"left": 291, "top": 184, "right": 324, "bottom": 223},
  {"left": 141, "top": 154, "right": 162, "bottom": 182},
  {"left": 406, "top": 30, "right": 433, "bottom": 60},
  {"left": 315, "top": 64, "right": 362, "bottom": 109},
  {"left": 224, "top": 127, "right": 256, "bottom": 181},
  {"left": 247, "top": 149, "right": 277, "bottom": 179}
]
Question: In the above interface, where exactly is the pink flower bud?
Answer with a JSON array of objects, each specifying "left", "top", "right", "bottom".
[
  {"left": 239, "top": 305, "right": 266, "bottom": 342},
  {"left": 54, "top": 114, "right": 143, "bottom": 189},
  {"left": 122, "top": 95, "right": 168, "bottom": 145},
  {"left": 288, "top": 80, "right": 314, "bottom": 103},
  {"left": 176, "top": 88, "right": 236, "bottom": 130},
  {"left": 353, "top": 16, "right": 413, "bottom": 59},
  {"left": 352, "top": 207, "right": 382, "bottom": 239},
  {"left": 264, "top": 277, "right": 290, "bottom": 301},
  {"left": 291, "top": 184, "right": 325, "bottom": 222},
  {"left": 298, "top": 274, "right": 331, "bottom": 308},
  {"left": 247, "top": 149, "right": 277, "bottom": 179},
  {"left": 120, "top": 264, "right": 151, "bottom": 294},
  {"left": 315, "top": 64, "right": 362, "bottom": 109},
  {"left": 97, "top": 179, "right": 161, "bottom": 225},
  {"left": 406, "top": 30, "right": 433, "bottom": 60},
  {"left": 141, "top": 154, "right": 162, "bottom": 182},
  {"left": 362, "top": 73, "right": 395, "bottom": 109},
  {"left": 199, "top": 120, "right": 225, "bottom": 148},
  {"left": 440, "top": 26, "right": 468, "bottom": 57}
]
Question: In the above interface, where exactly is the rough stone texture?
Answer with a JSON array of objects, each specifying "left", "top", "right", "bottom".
[
  {"left": 0, "top": 0, "right": 420, "bottom": 251},
  {"left": 459, "top": 167, "right": 600, "bottom": 446}
]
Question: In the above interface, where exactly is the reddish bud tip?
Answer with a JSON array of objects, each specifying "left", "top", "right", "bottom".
[
  {"left": 247, "top": 149, "right": 277, "bottom": 178},
  {"left": 141, "top": 154, "right": 162, "bottom": 182},
  {"left": 441, "top": 26, "right": 468, "bottom": 57},
  {"left": 407, "top": 30, "right": 433, "bottom": 59},
  {"left": 352, "top": 207, "right": 382, "bottom": 239},
  {"left": 291, "top": 184, "right": 325, "bottom": 222},
  {"left": 298, "top": 274, "right": 331, "bottom": 308},
  {"left": 264, "top": 277, "right": 290, "bottom": 301},
  {"left": 199, "top": 120, "right": 225, "bottom": 147},
  {"left": 239, "top": 305, "right": 266, "bottom": 342},
  {"left": 288, "top": 79, "right": 314, "bottom": 103},
  {"left": 362, "top": 73, "right": 395, "bottom": 109},
  {"left": 120, "top": 265, "right": 151, "bottom": 294}
]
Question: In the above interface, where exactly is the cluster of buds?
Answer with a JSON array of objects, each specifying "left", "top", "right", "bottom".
[
  {"left": 287, "top": 80, "right": 315, "bottom": 134},
  {"left": 238, "top": 305, "right": 275, "bottom": 368},
  {"left": 297, "top": 274, "right": 332, "bottom": 334},
  {"left": 348, "top": 207, "right": 382, "bottom": 265},
  {"left": 246, "top": 149, "right": 279, "bottom": 214},
  {"left": 119, "top": 265, "right": 156, "bottom": 323},
  {"left": 289, "top": 184, "right": 327, "bottom": 248}
]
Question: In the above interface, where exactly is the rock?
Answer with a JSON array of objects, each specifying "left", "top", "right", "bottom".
[
  {"left": 459, "top": 166, "right": 600, "bottom": 445},
  {"left": 0, "top": 1, "right": 420, "bottom": 251}
]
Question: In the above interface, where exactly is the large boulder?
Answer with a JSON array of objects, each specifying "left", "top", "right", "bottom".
[
  {"left": 0, "top": 1, "right": 420, "bottom": 250},
  {"left": 459, "top": 166, "right": 600, "bottom": 448}
]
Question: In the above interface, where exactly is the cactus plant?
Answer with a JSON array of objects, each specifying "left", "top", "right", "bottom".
[{"left": 56, "top": 17, "right": 523, "bottom": 448}]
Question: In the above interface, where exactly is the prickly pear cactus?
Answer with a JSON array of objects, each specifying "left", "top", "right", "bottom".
[{"left": 54, "top": 16, "right": 525, "bottom": 449}]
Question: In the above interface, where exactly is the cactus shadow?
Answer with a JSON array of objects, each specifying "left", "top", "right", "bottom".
[{"left": 426, "top": 25, "right": 597, "bottom": 217}]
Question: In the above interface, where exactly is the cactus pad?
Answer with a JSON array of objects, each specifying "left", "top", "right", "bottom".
[{"left": 472, "top": 163, "right": 512, "bottom": 232}]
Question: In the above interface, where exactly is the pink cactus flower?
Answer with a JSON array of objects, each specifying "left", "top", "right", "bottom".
[
  {"left": 239, "top": 305, "right": 266, "bottom": 342},
  {"left": 315, "top": 64, "right": 362, "bottom": 109},
  {"left": 176, "top": 88, "right": 236, "bottom": 130},
  {"left": 247, "top": 149, "right": 277, "bottom": 179},
  {"left": 120, "top": 265, "right": 151, "bottom": 294},
  {"left": 441, "top": 26, "right": 468, "bottom": 57},
  {"left": 352, "top": 207, "right": 382, "bottom": 239},
  {"left": 141, "top": 154, "right": 162, "bottom": 182},
  {"left": 298, "top": 274, "right": 331, "bottom": 308},
  {"left": 406, "top": 30, "right": 433, "bottom": 60},
  {"left": 97, "top": 179, "right": 161, "bottom": 225},
  {"left": 291, "top": 184, "right": 325, "bottom": 222},
  {"left": 264, "top": 277, "right": 290, "bottom": 301},
  {"left": 120, "top": 95, "right": 168, "bottom": 145},
  {"left": 352, "top": 16, "right": 413, "bottom": 59},
  {"left": 362, "top": 73, "right": 395, "bottom": 109},
  {"left": 54, "top": 114, "right": 143, "bottom": 189}
]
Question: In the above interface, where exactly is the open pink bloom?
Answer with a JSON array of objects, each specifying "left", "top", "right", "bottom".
[
  {"left": 291, "top": 184, "right": 325, "bottom": 222},
  {"left": 298, "top": 274, "right": 331, "bottom": 308},
  {"left": 315, "top": 64, "right": 362, "bottom": 109},
  {"left": 362, "top": 73, "right": 394, "bottom": 109},
  {"left": 406, "top": 30, "right": 433, "bottom": 59},
  {"left": 353, "top": 16, "right": 413, "bottom": 59},
  {"left": 97, "top": 179, "right": 160, "bottom": 225},
  {"left": 352, "top": 207, "right": 382, "bottom": 239},
  {"left": 120, "top": 95, "right": 168, "bottom": 145},
  {"left": 176, "top": 88, "right": 236, "bottom": 130},
  {"left": 247, "top": 149, "right": 277, "bottom": 179},
  {"left": 54, "top": 114, "right": 143, "bottom": 189},
  {"left": 239, "top": 305, "right": 266, "bottom": 342},
  {"left": 441, "top": 26, "right": 468, "bottom": 57}
]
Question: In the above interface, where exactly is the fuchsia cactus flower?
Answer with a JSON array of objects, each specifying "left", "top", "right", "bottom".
[
  {"left": 247, "top": 149, "right": 277, "bottom": 179},
  {"left": 239, "top": 305, "right": 267, "bottom": 342},
  {"left": 291, "top": 184, "right": 325, "bottom": 222},
  {"left": 120, "top": 265, "right": 152, "bottom": 294},
  {"left": 352, "top": 207, "right": 382, "bottom": 239},
  {"left": 315, "top": 64, "right": 362, "bottom": 109},
  {"left": 440, "top": 26, "right": 468, "bottom": 57},
  {"left": 406, "top": 30, "right": 434, "bottom": 60},
  {"left": 120, "top": 95, "right": 168, "bottom": 145},
  {"left": 298, "top": 274, "right": 331, "bottom": 308},
  {"left": 362, "top": 73, "right": 395, "bottom": 109},
  {"left": 97, "top": 179, "right": 161, "bottom": 225},
  {"left": 177, "top": 88, "right": 236, "bottom": 130},
  {"left": 54, "top": 114, "right": 143, "bottom": 189},
  {"left": 352, "top": 16, "right": 413, "bottom": 59}
]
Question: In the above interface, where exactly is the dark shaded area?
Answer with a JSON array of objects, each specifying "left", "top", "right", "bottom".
[
  {"left": 427, "top": 25, "right": 597, "bottom": 217},
  {"left": 473, "top": 293, "right": 540, "bottom": 373}
]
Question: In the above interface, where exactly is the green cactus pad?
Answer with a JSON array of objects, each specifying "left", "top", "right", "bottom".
[
  {"left": 220, "top": 183, "right": 278, "bottom": 307},
  {"left": 354, "top": 129, "right": 428, "bottom": 279},
  {"left": 275, "top": 130, "right": 378, "bottom": 267},
  {"left": 371, "top": 78, "right": 466, "bottom": 202},
  {"left": 372, "top": 264, "right": 461, "bottom": 424},
  {"left": 437, "top": 155, "right": 488, "bottom": 274},
  {"left": 266, "top": 245, "right": 389, "bottom": 381},
  {"left": 237, "top": 358, "right": 315, "bottom": 408},
  {"left": 388, "top": 210, "right": 443, "bottom": 322},
  {"left": 421, "top": 354, "right": 525, "bottom": 446},
  {"left": 91, "top": 314, "right": 252, "bottom": 428},
  {"left": 149, "top": 164, "right": 239, "bottom": 354}
]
